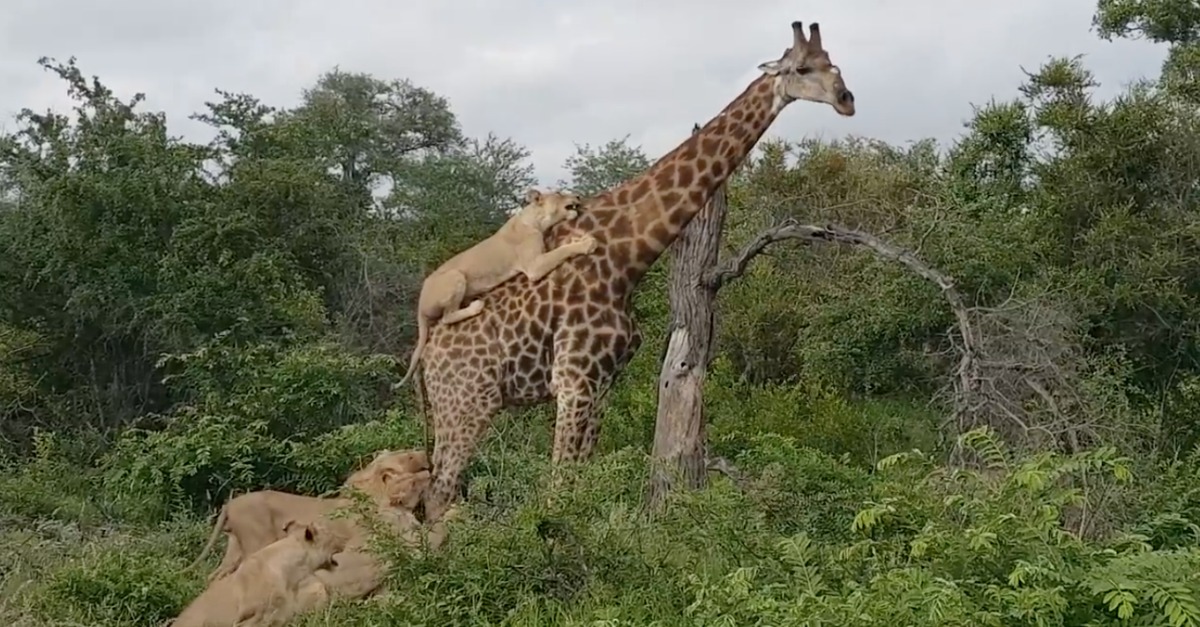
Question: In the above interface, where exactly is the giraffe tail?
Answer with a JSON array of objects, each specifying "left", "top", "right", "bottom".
[{"left": 394, "top": 316, "right": 429, "bottom": 390}]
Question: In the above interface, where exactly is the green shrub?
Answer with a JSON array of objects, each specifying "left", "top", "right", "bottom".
[
  {"left": 38, "top": 532, "right": 198, "bottom": 626},
  {"left": 720, "top": 432, "right": 871, "bottom": 542}
]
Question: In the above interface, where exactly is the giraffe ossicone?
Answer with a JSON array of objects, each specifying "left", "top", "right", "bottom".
[{"left": 412, "top": 19, "right": 856, "bottom": 524}]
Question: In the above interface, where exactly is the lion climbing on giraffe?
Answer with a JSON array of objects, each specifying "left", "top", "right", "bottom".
[
  {"left": 411, "top": 20, "right": 856, "bottom": 526},
  {"left": 395, "top": 188, "right": 597, "bottom": 389}
]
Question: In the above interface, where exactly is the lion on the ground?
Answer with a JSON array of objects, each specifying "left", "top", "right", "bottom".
[
  {"left": 170, "top": 520, "right": 343, "bottom": 627},
  {"left": 190, "top": 455, "right": 434, "bottom": 583},
  {"left": 291, "top": 503, "right": 464, "bottom": 615},
  {"left": 342, "top": 448, "right": 429, "bottom": 497},
  {"left": 393, "top": 187, "right": 597, "bottom": 388}
]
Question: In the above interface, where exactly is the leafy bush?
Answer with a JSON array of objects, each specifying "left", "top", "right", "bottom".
[{"left": 38, "top": 532, "right": 198, "bottom": 627}]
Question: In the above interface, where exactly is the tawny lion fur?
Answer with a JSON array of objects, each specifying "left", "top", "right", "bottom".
[
  {"left": 171, "top": 520, "right": 343, "bottom": 627},
  {"left": 291, "top": 504, "right": 464, "bottom": 616},
  {"left": 190, "top": 463, "right": 433, "bottom": 583},
  {"left": 342, "top": 449, "right": 430, "bottom": 497},
  {"left": 394, "top": 188, "right": 596, "bottom": 388}
]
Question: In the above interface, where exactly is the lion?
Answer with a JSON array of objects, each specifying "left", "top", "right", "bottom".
[
  {"left": 291, "top": 504, "right": 464, "bottom": 616},
  {"left": 393, "top": 187, "right": 597, "bottom": 388},
  {"left": 190, "top": 466, "right": 432, "bottom": 583},
  {"left": 342, "top": 448, "right": 429, "bottom": 497},
  {"left": 171, "top": 520, "right": 343, "bottom": 627}
]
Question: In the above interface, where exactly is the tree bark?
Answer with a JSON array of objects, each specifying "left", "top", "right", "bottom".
[{"left": 647, "top": 125, "right": 727, "bottom": 508}]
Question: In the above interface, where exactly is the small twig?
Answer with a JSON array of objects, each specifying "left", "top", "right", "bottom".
[{"left": 705, "top": 455, "right": 748, "bottom": 491}]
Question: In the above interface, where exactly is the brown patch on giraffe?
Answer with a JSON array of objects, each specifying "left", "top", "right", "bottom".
[
  {"left": 647, "top": 221, "right": 672, "bottom": 246},
  {"left": 633, "top": 240, "right": 658, "bottom": 268},
  {"left": 679, "top": 141, "right": 698, "bottom": 162},
  {"left": 698, "top": 174, "right": 714, "bottom": 190},
  {"left": 658, "top": 163, "right": 677, "bottom": 186},
  {"left": 608, "top": 213, "right": 634, "bottom": 239},
  {"left": 609, "top": 241, "right": 632, "bottom": 269},
  {"left": 589, "top": 332, "right": 613, "bottom": 356},
  {"left": 590, "top": 209, "right": 613, "bottom": 229},
  {"left": 712, "top": 161, "right": 726, "bottom": 178},
  {"left": 595, "top": 258, "right": 613, "bottom": 280},
  {"left": 676, "top": 167, "right": 694, "bottom": 188},
  {"left": 596, "top": 353, "right": 616, "bottom": 376},
  {"left": 610, "top": 277, "right": 629, "bottom": 300},
  {"left": 701, "top": 137, "right": 721, "bottom": 155},
  {"left": 565, "top": 308, "right": 587, "bottom": 326},
  {"left": 615, "top": 188, "right": 631, "bottom": 205},
  {"left": 630, "top": 179, "right": 651, "bottom": 201},
  {"left": 660, "top": 190, "right": 683, "bottom": 209},
  {"left": 584, "top": 302, "right": 605, "bottom": 319},
  {"left": 652, "top": 168, "right": 673, "bottom": 190},
  {"left": 564, "top": 277, "right": 587, "bottom": 303}
]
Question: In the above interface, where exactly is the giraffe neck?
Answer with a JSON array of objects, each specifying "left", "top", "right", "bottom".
[{"left": 593, "top": 74, "right": 783, "bottom": 287}]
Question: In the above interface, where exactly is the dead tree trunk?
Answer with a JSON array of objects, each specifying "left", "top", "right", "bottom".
[{"left": 647, "top": 125, "right": 727, "bottom": 507}]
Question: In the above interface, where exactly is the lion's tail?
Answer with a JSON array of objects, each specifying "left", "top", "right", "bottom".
[{"left": 187, "top": 504, "right": 228, "bottom": 572}]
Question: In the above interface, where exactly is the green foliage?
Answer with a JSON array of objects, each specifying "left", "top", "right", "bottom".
[
  {"left": 8, "top": 416, "right": 1200, "bottom": 626},
  {"left": 40, "top": 541, "right": 197, "bottom": 627},
  {"left": 559, "top": 136, "right": 653, "bottom": 196},
  {"left": 5, "top": 4, "right": 1200, "bottom": 625}
]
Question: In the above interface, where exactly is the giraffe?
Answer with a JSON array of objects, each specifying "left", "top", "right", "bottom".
[{"left": 414, "top": 20, "right": 855, "bottom": 523}]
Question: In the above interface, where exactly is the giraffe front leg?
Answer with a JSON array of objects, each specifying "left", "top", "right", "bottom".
[
  {"left": 543, "top": 387, "right": 596, "bottom": 504},
  {"left": 550, "top": 384, "right": 595, "bottom": 465},
  {"left": 550, "top": 315, "right": 637, "bottom": 465}
]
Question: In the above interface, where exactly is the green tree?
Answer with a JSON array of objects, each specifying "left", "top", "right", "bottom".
[
  {"left": 1095, "top": 0, "right": 1200, "bottom": 101},
  {"left": 559, "top": 136, "right": 652, "bottom": 196}
]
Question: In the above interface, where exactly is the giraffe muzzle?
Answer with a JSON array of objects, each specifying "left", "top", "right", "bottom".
[{"left": 835, "top": 89, "right": 855, "bottom": 116}]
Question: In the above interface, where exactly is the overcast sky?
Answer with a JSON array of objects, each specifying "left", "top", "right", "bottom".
[{"left": 0, "top": 0, "right": 1168, "bottom": 186}]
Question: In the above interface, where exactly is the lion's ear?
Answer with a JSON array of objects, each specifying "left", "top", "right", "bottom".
[
  {"left": 523, "top": 188, "right": 543, "bottom": 205},
  {"left": 304, "top": 525, "right": 316, "bottom": 543}
]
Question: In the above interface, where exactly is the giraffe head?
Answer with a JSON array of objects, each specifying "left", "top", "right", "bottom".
[{"left": 756, "top": 21, "right": 855, "bottom": 117}]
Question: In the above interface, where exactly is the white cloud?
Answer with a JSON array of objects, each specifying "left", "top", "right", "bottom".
[{"left": 0, "top": 0, "right": 1168, "bottom": 186}]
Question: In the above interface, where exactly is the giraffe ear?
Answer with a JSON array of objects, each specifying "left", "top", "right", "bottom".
[{"left": 757, "top": 60, "right": 786, "bottom": 75}]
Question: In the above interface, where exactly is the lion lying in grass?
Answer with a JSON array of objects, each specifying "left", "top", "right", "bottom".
[
  {"left": 182, "top": 448, "right": 460, "bottom": 624},
  {"left": 190, "top": 449, "right": 434, "bottom": 583},
  {"left": 394, "top": 187, "right": 597, "bottom": 388},
  {"left": 171, "top": 520, "right": 343, "bottom": 627}
]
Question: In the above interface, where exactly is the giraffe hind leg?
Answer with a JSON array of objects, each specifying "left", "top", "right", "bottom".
[{"left": 423, "top": 388, "right": 501, "bottom": 524}]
